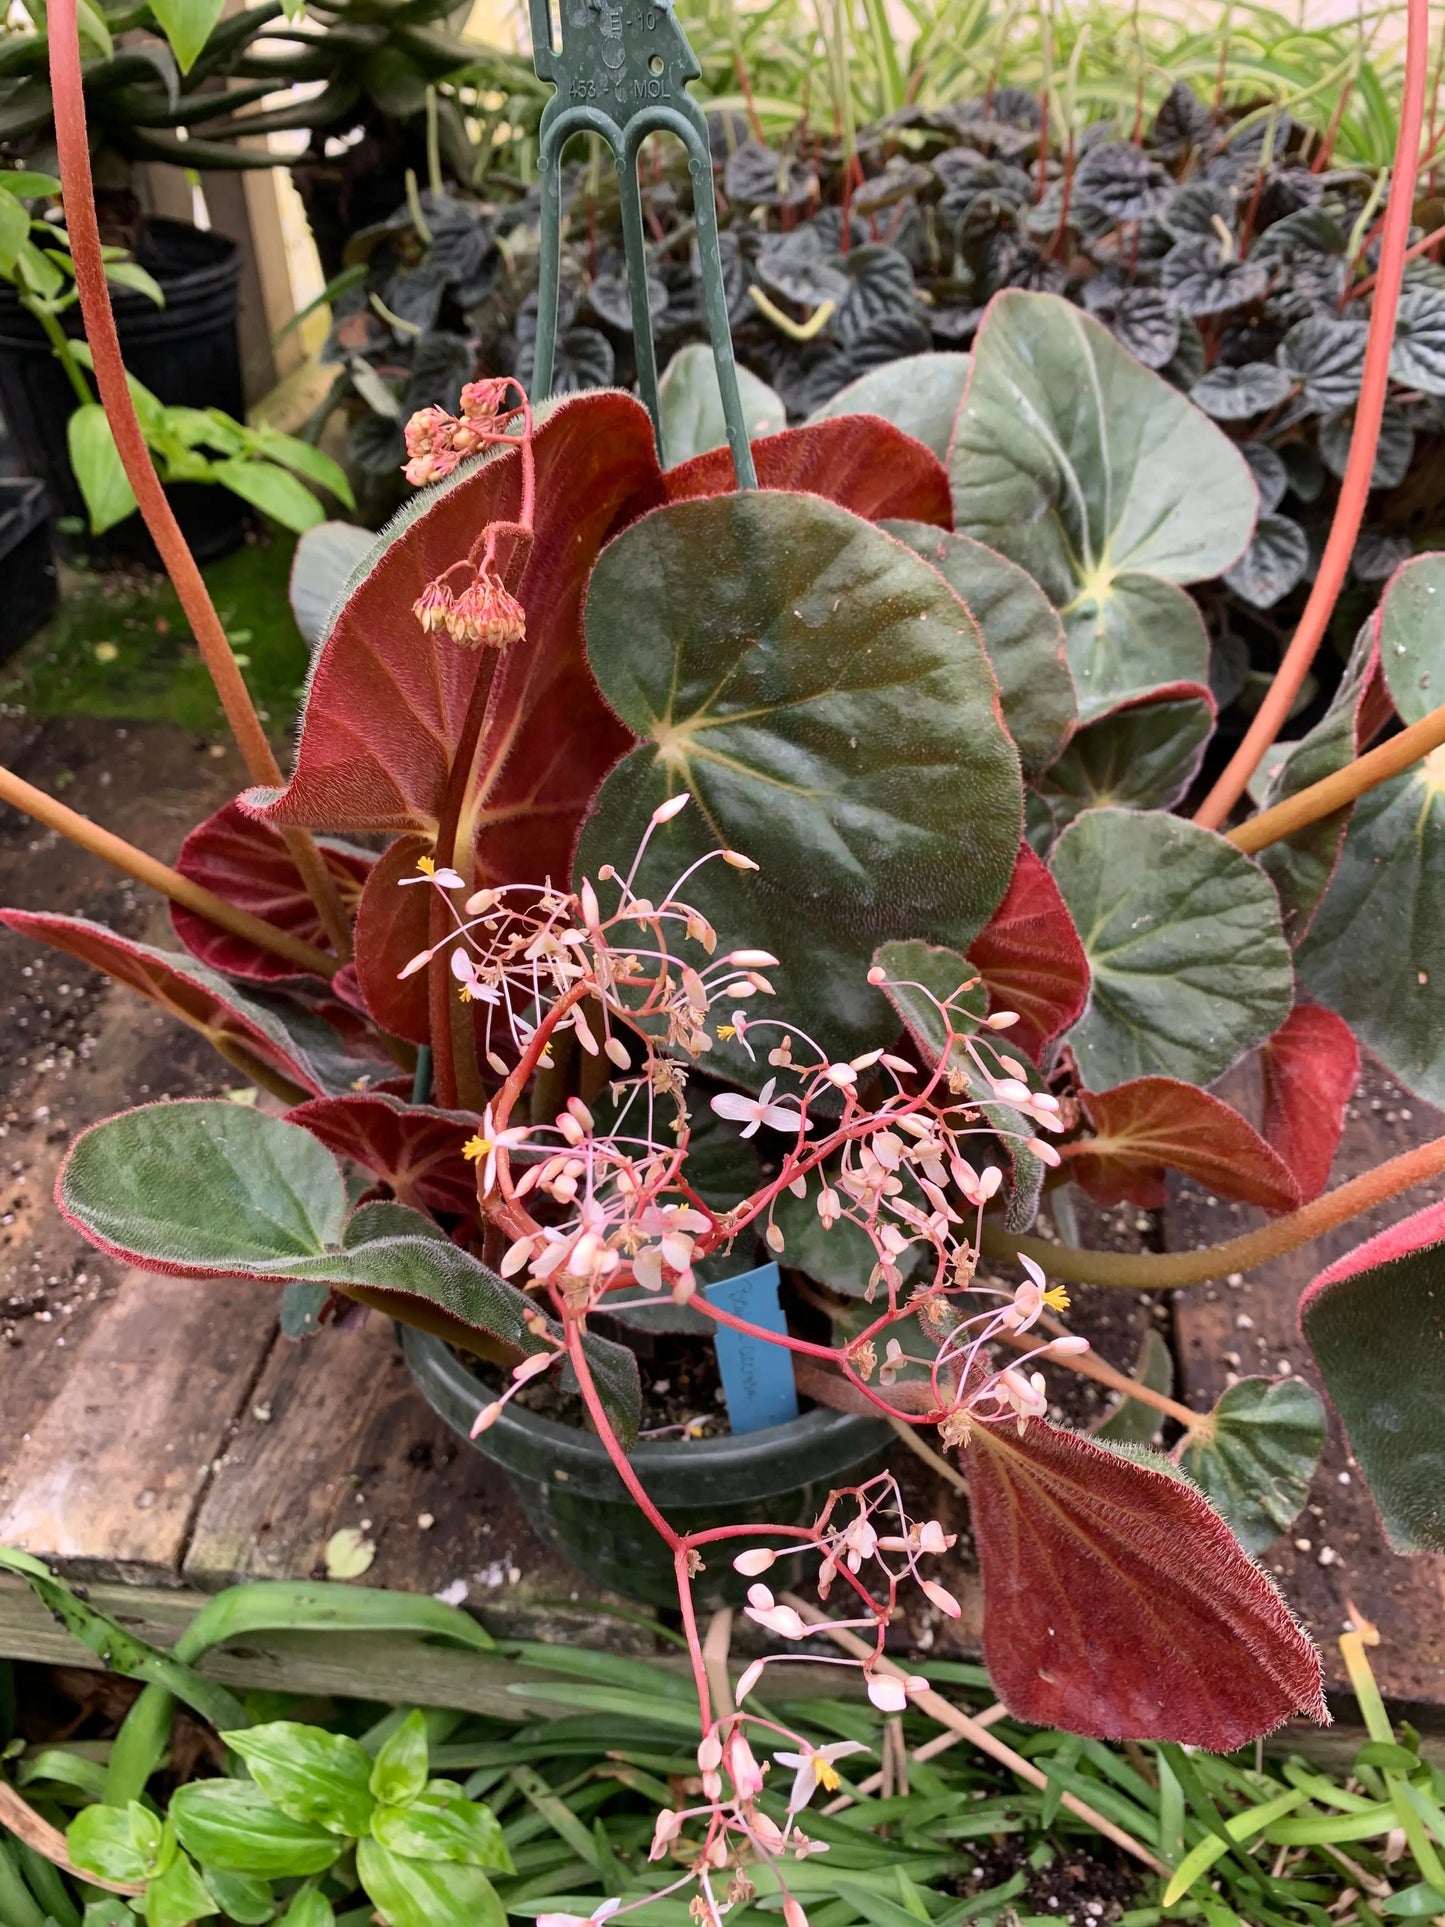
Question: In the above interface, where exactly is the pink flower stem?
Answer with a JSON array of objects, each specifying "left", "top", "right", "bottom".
[{"left": 1194, "top": 0, "right": 1432, "bottom": 828}]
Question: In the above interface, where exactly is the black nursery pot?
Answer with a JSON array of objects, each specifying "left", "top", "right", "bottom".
[
  {"left": 403, "top": 1326, "right": 891, "bottom": 1609},
  {"left": 0, "top": 478, "right": 57, "bottom": 659},
  {"left": 0, "top": 219, "right": 247, "bottom": 565}
]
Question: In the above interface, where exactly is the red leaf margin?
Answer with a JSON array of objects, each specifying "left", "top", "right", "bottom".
[
  {"left": 1067, "top": 1075, "right": 1301, "bottom": 1214},
  {"left": 963, "top": 1416, "right": 1328, "bottom": 1746}
]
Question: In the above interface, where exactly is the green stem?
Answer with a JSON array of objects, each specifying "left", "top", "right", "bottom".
[
  {"left": 983, "top": 1134, "right": 1445, "bottom": 1289},
  {"left": 425, "top": 85, "right": 443, "bottom": 198},
  {"left": 23, "top": 294, "right": 93, "bottom": 407}
]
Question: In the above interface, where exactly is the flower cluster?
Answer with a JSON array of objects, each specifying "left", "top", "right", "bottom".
[
  {"left": 401, "top": 376, "right": 519, "bottom": 486},
  {"left": 412, "top": 564, "right": 527, "bottom": 648},
  {"left": 398, "top": 793, "right": 1083, "bottom": 1444}
]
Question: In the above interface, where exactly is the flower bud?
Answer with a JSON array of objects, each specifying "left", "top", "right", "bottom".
[{"left": 733, "top": 1547, "right": 776, "bottom": 1576}]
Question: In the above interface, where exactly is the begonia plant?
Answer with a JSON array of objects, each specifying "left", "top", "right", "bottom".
[{"left": 3, "top": 12, "right": 1445, "bottom": 1917}]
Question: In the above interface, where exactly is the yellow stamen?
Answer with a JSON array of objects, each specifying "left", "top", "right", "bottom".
[
  {"left": 459, "top": 984, "right": 474, "bottom": 1003},
  {"left": 716, "top": 1024, "right": 736, "bottom": 1040},
  {"left": 416, "top": 855, "right": 437, "bottom": 876},
  {"left": 1043, "top": 1284, "right": 1070, "bottom": 1312},
  {"left": 815, "top": 1760, "right": 841, "bottom": 1792},
  {"left": 462, "top": 1135, "right": 493, "bottom": 1163}
]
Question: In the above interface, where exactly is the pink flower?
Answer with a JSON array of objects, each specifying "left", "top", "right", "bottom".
[
  {"left": 413, "top": 577, "right": 455, "bottom": 633},
  {"left": 538, "top": 1902, "right": 620, "bottom": 1927},
  {"left": 404, "top": 444, "right": 460, "bottom": 488},
  {"left": 445, "top": 568, "right": 527, "bottom": 648},
  {"left": 710, "top": 1077, "right": 806, "bottom": 1140},
  {"left": 725, "top": 1728, "right": 766, "bottom": 1803},
  {"left": 772, "top": 1740, "right": 868, "bottom": 1811},
  {"left": 647, "top": 1809, "right": 683, "bottom": 1861},
  {"left": 460, "top": 376, "right": 517, "bottom": 423},
  {"left": 743, "top": 1583, "right": 807, "bottom": 1640},
  {"left": 403, "top": 404, "right": 450, "bottom": 459}
]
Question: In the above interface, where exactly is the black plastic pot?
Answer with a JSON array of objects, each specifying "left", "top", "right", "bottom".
[
  {"left": 0, "top": 478, "right": 57, "bottom": 659},
  {"left": 0, "top": 219, "right": 247, "bottom": 565},
  {"left": 403, "top": 1326, "right": 891, "bottom": 1609}
]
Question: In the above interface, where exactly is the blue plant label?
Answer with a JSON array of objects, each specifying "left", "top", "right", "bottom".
[{"left": 705, "top": 1262, "right": 800, "bottom": 1434}]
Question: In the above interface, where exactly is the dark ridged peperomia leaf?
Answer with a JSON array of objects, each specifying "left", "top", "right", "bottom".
[
  {"left": 1223, "top": 513, "right": 1311, "bottom": 611},
  {"left": 578, "top": 493, "right": 1022, "bottom": 1062},
  {"left": 1299, "top": 553, "right": 1445, "bottom": 1106},
  {"left": 963, "top": 1418, "right": 1327, "bottom": 1745},
  {"left": 1190, "top": 362, "right": 1293, "bottom": 421},
  {"left": 1160, "top": 236, "right": 1269, "bottom": 317},
  {"left": 1388, "top": 284, "right": 1445, "bottom": 397},
  {"left": 1049, "top": 809, "right": 1293, "bottom": 1089},
  {"left": 1301, "top": 1199, "right": 1445, "bottom": 1554},
  {"left": 1277, "top": 314, "right": 1368, "bottom": 417},
  {"left": 885, "top": 519, "right": 1076, "bottom": 775},
  {"left": 1181, "top": 1378, "right": 1327, "bottom": 1556},
  {"left": 56, "top": 1101, "right": 641, "bottom": 1441},
  {"left": 951, "top": 291, "right": 1255, "bottom": 719}
]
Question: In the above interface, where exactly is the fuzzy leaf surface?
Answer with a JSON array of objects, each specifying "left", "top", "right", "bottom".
[
  {"left": 0, "top": 912, "right": 371, "bottom": 1099},
  {"left": 950, "top": 291, "right": 1254, "bottom": 719},
  {"left": 1258, "top": 1004, "right": 1359, "bottom": 1203},
  {"left": 1298, "top": 555, "right": 1445, "bottom": 1105},
  {"left": 1181, "top": 1378, "right": 1327, "bottom": 1557},
  {"left": 1049, "top": 810, "right": 1292, "bottom": 1088},
  {"left": 1300, "top": 1199, "right": 1445, "bottom": 1554},
  {"left": 809, "top": 352, "right": 971, "bottom": 461},
  {"left": 55, "top": 1101, "right": 640, "bottom": 1439},
  {"left": 579, "top": 493, "right": 1021, "bottom": 1062},
  {"left": 885, "top": 520, "right": 1076, "bottom": 775},
  {"left": 657, "top": 344, "right": 786, "bottom": 465},
  {"left": 655, "top": 415, "right": 953, "bottom": 527},
  {"left": 287, "top": 1092, "right": 481, "bottom": 1221},
  {"left": 170, "top": 803, "right": 372, "bottom": 983},
  {"left": 1068, "top": 1076, "right": 1299, "bottom": 1212},
  {"left": 1037, "top": 685, "right": 1214, "bottom": 832},
  {"left": 964, "top": 842, "right": 1089, "bottom": 1061},
  {"left": 963, "top": 1418, "right": 1327, "bottom": 1745}
]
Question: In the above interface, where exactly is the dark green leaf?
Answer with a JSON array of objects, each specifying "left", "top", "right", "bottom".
[
  {"left": 833, "top": 246, "right": 918, "bottom": 347},
  {"left": 1038, "top": 688, "right": 1214, "bottom": 830},
  {"left": 951, "top": 292, "right": 1254, "bottom": 719},
  {"left": 356, "top": 1838, "right": 505, "bottom": 1927},
  {"left": 1049, "top": 808, "right": 1292, "bottom": 1087},
  {"left": 170, "top": 1782, "right": 344, "bottom": 1878},
  {"left": 1319, "top": 403, "right": 1414, "bottom": 489},
  {"left": 1301, "top": 1200, "right": 1445, "bottom": 1554},
  {"left": 1298, "top": 555, "right": 1445, "bottom": 1103},
  {"left": 1277, "top": 314, "right": 1367, "bottom": 417},
  {"left": 253, "top": 430, "right": 356, "bottom": 510},
  {"left": 1190, "top": 362, "right": 1293, "bottom": 422},
  {"left": 885, "top": 520, "right": 1075, "bottom": 775},
  {"left": 1073, "top": 142, "right": 1174, "bottom": 221},
  {"left": 0, "top": 193, "right": 28, "bottom": 276},
  {"left": 1389, "top": 285, "right": 1445, "bottom": 397},
  {"left": 1224, "top": 513, "right": 1310, "bottom": 611},
  {"left": 1095, "top": 1328, "right": 1174, "bottom": 1445},
  {"left": 1161, "top": 237, "right": 1269, "bottom": 317},
  {"left": 1181, "top": 1377, "right": 1326, "bottom": 1555},
  {"left": 724, "top": 140, "right": 817, "bottom": 209},
  {"left": 371, "top": 1710, "right": 429, "bottom": 1807},
  {"left": 1105, "top": 289, "right": 1180, "bottom": 370},
  {"left": 809, "top": 352, "right": 971, "bottom": 461},
  {"left": 578, "top": 491, "right": 1022, "bottom": 1063},
  {"left": 103, "top": 260, "right": 165, "bottom": 307},
  {"left": 1241, "top": 442, "right": 1289, "bottom": 513},
  {"left": 656, "top": 344, "right": 785, "bottom": 466},
  {"left": 223, "top": 1722, "right": 376, "bottom": 1836}
]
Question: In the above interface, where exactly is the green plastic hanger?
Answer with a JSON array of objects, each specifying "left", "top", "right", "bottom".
[{"left": 527, "top": 0, "right": 758, "bottom": 486}]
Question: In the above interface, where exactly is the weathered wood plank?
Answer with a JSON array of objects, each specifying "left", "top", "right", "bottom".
[
  {"left": 0, "top": 1271, "right": 277, "bottom": 1583},
  {"left": 1167, "top": 1059, "right": 1445, "bottom": 1710},
  {"left": 184, "top": 1313, "right": 646, "bottom": 1640}
]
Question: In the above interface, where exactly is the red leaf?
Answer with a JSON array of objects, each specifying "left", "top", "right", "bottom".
[
  {"left": 656, "top": 417, "right": 954, "bottom": 527},
  {"left": 170, "top": 802, "right": 371, "bottom": 982},
  {"left": 1259, "top": 1005, "right": 1359, "bottom": 1204},
  {"left": 963, "top": 1417, "right": 1327, "bottom": 1745},
  {"left": 287, "top": 1091, "right": 479, "bottom": 1220},
  {"left": 966, "top": 842, "right": 1088, "bottom": 1060},
  {"left": 244, "top": 394, "right": 657, "bottom": 871},
  {"left": 1067, "top": 1077, "right": 1301, "bottom": 1213},
  {"left": 0, "top": 911, "right": 352, "bottom": 1098},
  {"left": 351, "top": 834, "right": 434, "bottom": 1044}
]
